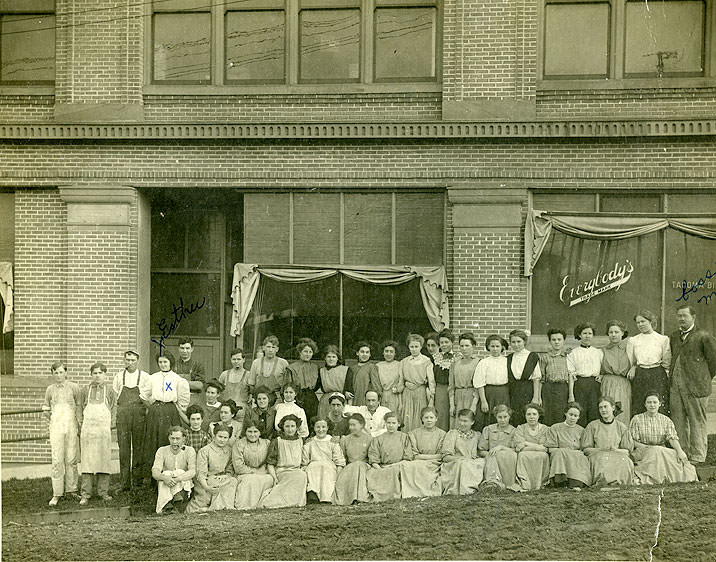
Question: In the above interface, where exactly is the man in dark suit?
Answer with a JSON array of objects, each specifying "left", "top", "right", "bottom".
[{"left": 669, "top": 304, "right": 716, "bottom": 464}]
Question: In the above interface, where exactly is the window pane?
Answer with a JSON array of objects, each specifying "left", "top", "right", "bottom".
[
  {"left": 531, "top": 231, "right": 663, "bottom": 336},
  {"left": 666, "top": 193, "right": 716, "bottom": 213},
  {"left": 293, "top": 193, "right": 340, "bottom": 264},
  {"left": 0, "top": 14, "right": 54, "bottom": 82},
  {"left": 243, "top": 276, "right": 340, "bottom": 361},
  {"left": 299, "top": 9, "right": 360, "bottom": 82},
  {"left": 374, "top": 7, "right": 436, "bottom": 81},
  {"left": 187, "top": 212, "right": 223, "bottom": 270},
  {"left": 395, "top": 193, "right": 443, "bottom": 264},
  {"left": 243, "top": 193, "right": 290, "bottom": 263},
  {"left": 225, "top": 11, "right": 285, "bottom": 83},
  {"left": 153, "top": 12, "right": 211, "bottom": 82},
  {"left": 150, "top": 273, "right": 221, "bottom": 337},
  {"left": 665, "top": 230, "right": 716, "bottom": 336},
  {"left": 532, "top": 193, "right": 597, "bottom": 212},
  {"left": 543, "top": 3, "right": 609, "bottom": 78},
  {"left": 600, "top": 195, "right": 661, "bottom": 213},
  {"left": 151, "top": 210, "right": 186, "bottom": 269},
  {"left": 625, "top": 0, "right": 704, "bottom": 76},
  {"left": 343, "top": 193, "right": 392, "bottom": 264}
]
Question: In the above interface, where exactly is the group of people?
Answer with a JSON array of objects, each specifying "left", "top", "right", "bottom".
[{"left": 41, "top": 303, "right": 714, "bottom": 513}]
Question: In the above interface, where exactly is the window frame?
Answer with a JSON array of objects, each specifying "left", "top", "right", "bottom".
[
  {"left": 538, "top": 0, "right": 716, "bottom": 89},
  {"left": 144, "top": 0, "right": 442, "bottom": 91}
]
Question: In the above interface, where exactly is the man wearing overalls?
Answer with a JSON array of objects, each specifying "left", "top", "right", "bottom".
[{"left": 112, "top": 350, "right": 151, "bottom": 492}]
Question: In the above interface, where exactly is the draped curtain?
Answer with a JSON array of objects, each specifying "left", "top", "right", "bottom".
[
  {"left": 524, "top": 210, "right": 716, "bottom": 276},
  {"left": 0, "top": 262, "right": 13, "bottom": 334},
  {"left": 230, "top": 264, "right": 449, "bottom": 337}
]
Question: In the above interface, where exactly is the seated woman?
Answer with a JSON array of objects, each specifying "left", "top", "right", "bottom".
[
  {"left": 630, "top": 392, "right": 697, "bottom": 485},
  {"left": 151, "top": 426, "right": 196, "bottom": 514},
  {"left": 332, "top": 413, "right": 373, "bottom": 505},
  {"left": 545, "top": 402, "right": 591, "bottom": 489},
  {"left": 232, "top": 421, "right": 274, "bottom": 510},
  {"left": 581, "top": 395, "right": 634, "bottom": 487},
  {"left": 367, "top": 412, "right": 414, "bottom": 502},
  {"left": 400, "top": 406, "right": 446, "bottom": 498},
  {"left": 271, "top": 384, "right": 309, "bottom": 439},
  {"left": 440, "top": 409, "right": 484, "bottom": 495},
  {"left": 514, "top": 403, "right": 550, "bottom": 492},
  {"left": 258, "top": 414, "right": 308, "bottom": 508},
  {"left": 325, "top": 392, "right": 351, "bottom": 438},
  {"left": 209, "top": 399, "right": 243, "bottom": 448},
  {"left": 478, "top": 404, "right": 519, "bottom": 491},
  {"left": 185, "top": 423, "right": 238, "bottom": 513},
  {"left": 302, "top": 418, "right": 346, "bottom": 503}
]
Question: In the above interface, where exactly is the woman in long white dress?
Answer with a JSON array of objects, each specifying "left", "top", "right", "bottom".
[{"left": 302, "top": 418, "right": 346, "bottom": 502}]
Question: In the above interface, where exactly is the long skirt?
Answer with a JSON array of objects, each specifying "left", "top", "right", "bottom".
[
  {"left": 380, "top": 390, "right": 402, "bottom": 420},
  {"left": 588, "top": 450, "right": 634, "bottom": 487},
  {"left": 143, "top": 402, "right": 181, "bottom": 468},
  {"left": 440, "top": 458, "right": 485, "bottom": 495},
  {"left": 367, "top": 463, "right": 404, "bottom": 502},
  {"left": 475, "top": 384, "right": 510, "bottom": 432},
  {"left": 305, "top": 460, "right": 339, "bottom": 502},
  {"left": 402, "top": 385, "right": 428, "bottom": 433},
  {"left": 259, "top": 468, "right": 307, "bottom": 508},
  {"left": 542, "top": 381, "right": 569, "bottom": 426},
  {"left": 434, "top": 384, "right": 450, "bottom": 431},
  {"left": 234, "top": 472, "right": 274, "bottom": 510},
  {"left": 509, "top": 379, "right": 533, "bottom": 427},
  {"left": 549, "top": 448, "right": 591, "bottom": 486},
  {"left": 574, "top": 377, "right": 601, "bottom": 427},
  {"left": 297, "top": 389, "right": 319, "bottom": 424},
  {"left": 185, "top": 474, "right": 238, "bottom": 513},
  {"left": 634, "top": 446, "right": 698, "bottom": 485},
  {"left": 400, "top": 459, "right": 442, "bottom": 498},
  {"left": 453, "top": 388, "right": 475, "bottom": 428},
  {"left": 332, "top": 461, "right": 371, "bottom": 505},
  {"left": 516, "top": 451, "right": 550, "bottom": 491},
  {"left": 601, "top": 375, "right": 631, "bottom": 424},
  {"left": 632, "top": 366, "right": 669, "bottom": 416},
  {"left": 483, "top": 449, "right": 518, "bottom": 489}
]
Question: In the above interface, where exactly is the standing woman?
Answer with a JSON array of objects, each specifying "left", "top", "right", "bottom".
[
  {"left": 545, "top": 403, "right": 591, "bottom": 489},
  {"left": 478, "top": 404, "right": 519, "bottom": 491},
  {"left": 232, "top": 421, "right": 274, "bottom": 510},
  {"left": 400, "top": 406, "right": 446, "bottom": 498},
  {"left": 449, "top": 333, "right": 480, "bottom": 429},
  {"left": 317, "top": 345, "right": 349, "bottom": 419},
  {"left": 581, "top": 396, "right": 634, "bottom": 487},
  {"left": 600, "top": 320, "right": 632, "bottom": 424},
  {"left": 286, "top": 338, "right": 321, "bottom": 422},
  {"left": 473, "top": 335, "right": 511, "bottom": 431},
  {"left": 567, "top": 323, "right": 603, "bottom": 427},
  {"left": 431, "top": 329, "right": 460, "bottom": 432},
  {"left": 400, "top": 334, "right": 437, "bottom": 432},
  {"left": 539, "top": 328, "right": 571, "bottom": 426},
  {"left": 258, "top": 414, "right": 308, "bottom": 508},
  {"left": 627, "top": 309, "right": 671, "bottom": 416},
  {"left": 424, "top": 333, "right": 440, "bottom": 358},
  {"left": 506, "top": 330, "right": 542, "bottom": 427},
  {"left": 344, "top": 341, "right": 380, "bottom": 407},
  {"left": 375, "top": 341, "right": 404, "bottom": 418},
  {"left": 185, "top": 424, "right": 238, "bottom": 513},
  {"left": 332, "top": 413, "right": 373, "bottom": 505},
  {"left": 514, "top": 403, "right": 550, "bottom": 491},
  {"left": 144, "top": 352, "right": 191, "bottom": 471}
]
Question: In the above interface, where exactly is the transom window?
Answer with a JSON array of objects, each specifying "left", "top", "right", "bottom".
[
  {"left": 0, "top": 0, "right": 55, "bottom": 84},
  {"left": 149, "top": 0, "right": 440, "bottom": 85},
  {"left": 542, "top": 0, "right": 711, "bottom": 81}
]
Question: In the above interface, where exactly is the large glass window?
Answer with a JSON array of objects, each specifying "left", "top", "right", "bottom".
[
  {"left": 150, "top": 0, "right": 439, "bottom": 85},
  {"left": 0, "top": 1, "right": 55, "bottom": 84}
]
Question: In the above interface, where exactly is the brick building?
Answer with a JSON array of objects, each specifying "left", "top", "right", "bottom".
[{"left": 1, "top": 0, "right": 715, "bottom": 463}]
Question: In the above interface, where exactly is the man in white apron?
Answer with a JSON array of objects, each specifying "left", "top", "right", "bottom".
[
  {"left": 79, "top": 362, "right": 117, "bottom": 506},
  {"left": 42, "top": 362, "right": 83, "bottom": 507}
]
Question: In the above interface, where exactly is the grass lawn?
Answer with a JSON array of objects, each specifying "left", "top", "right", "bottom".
[{"left": 2, "top": 476, "right": 715, "bottom": 561}]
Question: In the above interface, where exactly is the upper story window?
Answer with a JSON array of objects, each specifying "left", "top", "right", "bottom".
[
  {"left": 541, "top": 0, "right": 710, "bottom": 82},
  {"left": 149, "top": 0, "right": 439, "bottom": 85},
  {"left": 0, "top": 0, "right": 55, "bottom": 85}
]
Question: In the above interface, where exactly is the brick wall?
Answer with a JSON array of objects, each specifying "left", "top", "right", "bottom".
[
  {"left": 1, "top": 387, "right": 51, "bottom": 463},
  {"left": 0, "top": 96, "right": 55, "bottom": 122}
]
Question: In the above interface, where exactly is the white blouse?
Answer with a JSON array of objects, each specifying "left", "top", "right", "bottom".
[
  {"left": 473, "top": 355, "right": 509, "bottom": 388},
  {"left": 566, "top": 346, "right": 603, "bottom": 379},
  {"left": 149, "top": 370, "right": 190, "bottom": 411},
  {"left": 626, "top": 332, "right": 671, "bottom": 371},
  {"left": 273, "top": 401, "right": 309, "bottom": 438},
  {"left": 510, "top": 349, "right": 542, "bottom": 381}
]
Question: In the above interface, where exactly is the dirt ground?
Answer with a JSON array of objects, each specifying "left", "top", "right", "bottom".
[{"left": 2, "top": 477, "right": 715, "bottom": 561}]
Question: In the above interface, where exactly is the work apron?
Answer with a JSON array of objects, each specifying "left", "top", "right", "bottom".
[{"left": 80, "top": 386, "right": 113, "bottom": 474}]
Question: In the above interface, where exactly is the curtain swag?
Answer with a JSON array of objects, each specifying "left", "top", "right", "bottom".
[
  {"left": 230, "top": 263, "right": 450, "bottom": 337},
  {"left": 524, "top": 210, "right": 716, "bottom": 277},
  {"left": 0, "top": 262, "right": 14, "bottom": 334}
]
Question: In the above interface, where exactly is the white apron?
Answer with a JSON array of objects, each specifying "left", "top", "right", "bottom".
[{"left": 80, "top": 385, "right": 113, "bottom": 474}]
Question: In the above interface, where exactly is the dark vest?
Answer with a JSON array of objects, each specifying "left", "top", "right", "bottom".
[{"left": 507, "top": 352, "right": 540, "bottom": 387}]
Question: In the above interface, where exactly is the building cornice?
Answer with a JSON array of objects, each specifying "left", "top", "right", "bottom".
[{"left": 0, "top": 119, "right": 715, "bottom": 141}]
